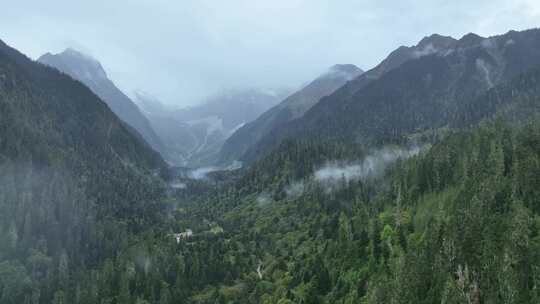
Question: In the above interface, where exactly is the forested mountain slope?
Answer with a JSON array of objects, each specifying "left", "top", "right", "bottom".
[
  {"left": 77, "top": 63, "right": 540, "bottom": 303},
  {"left": 245, "top": 28, "right": 540, "bottom": 163},
  {"left": 0, "top": 39, "right": 168, "bottom": 303},
  {"left": 77, "top": 68, "right": 540, "bottom": 302},
  {"left": 219, "top": 64, "right": 363, "bottom": 165},
  {"left": 38, "top": 49, "right": 166, "bottom": 158}
]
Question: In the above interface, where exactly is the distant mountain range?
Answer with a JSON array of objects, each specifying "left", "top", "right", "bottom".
[
  {"left": 241, "top": 28, "right": 540, "bottom": 163},
  {"left": 136, "top": 88, "right": 290, "bottom": 167},
  {"left": 38, "top": 49, "right": 289, "bottom": 168},
  {"left": 37, "top": 49, "right": 165, "bottom": 156},
  {"left": 0, "top": 41, "right": 164, "bottom": 170},
  {"left": 32, "top": 28, "right": 540, "bottom": 170},
  {"left": 218, "top": 64, "right": 363, "bottom": 165}
]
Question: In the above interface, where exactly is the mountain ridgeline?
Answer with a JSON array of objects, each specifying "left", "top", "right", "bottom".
[
  {"left": 218, "top": 64, "right": 363, "bottom": 165},
  {"left": 241, "top": 29, "right": 540, "bottom": 163},
  {"left": 0, "top": 42, "right": 165, "bottom": 171},
  {"left": 37, "top": 50, "right": 288, "bottom": 168},
  {"left": 37, "top": 49, "right": 166, "bottom": 159}
]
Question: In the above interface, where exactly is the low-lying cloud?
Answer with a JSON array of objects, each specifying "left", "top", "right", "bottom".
[
  {"left": 189, "top": 167, "right": 219, "bottom": 180},
  {"left": 170, "top": 181, "right": 187, "bottom": 189},
  {"left": 285, "top": 181, "right": 305, "bottom": 199},
  {"left": 256, "top": 192, "right": 274, "bottom": 207},
  {"left": 314, "top": 146, "right": 423, "bottom": 185},
  {"left": 188, "top": 161, "right": 242, "bottom": 180},
  {"left": 257, "top": 145, "right": 428, "bottom": 200}
]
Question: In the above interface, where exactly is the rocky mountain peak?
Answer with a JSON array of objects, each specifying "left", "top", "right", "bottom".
[
  {"left": 458, "top": 32, "right": 485, "bottom": 47},
  {"left": 417, "top": 34, "right": 456, "bottom": 49},
  {"left": 38, "top": 48, "right": 107, "bottom": 81},
  {"left": 325, "top": 64, "right": 364, "bottom": 81}
]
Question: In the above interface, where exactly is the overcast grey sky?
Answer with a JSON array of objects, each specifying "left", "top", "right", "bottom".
[{"left": 2, "top": 0, "right": 539, "bottom": 107}]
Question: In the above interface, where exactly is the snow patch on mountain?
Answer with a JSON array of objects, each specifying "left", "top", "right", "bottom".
[
  {"left": 476, "top": 58, "right": 494, "bottom": 88},
  {"left": 186, "top": 116, "right": 224, "bottom": 136},
  {"left": 228, "top": 122, "right": 246, "bottom": 136}
]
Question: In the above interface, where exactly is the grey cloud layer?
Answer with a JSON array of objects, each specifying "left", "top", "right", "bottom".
[{"left": 2, "top": 0, "right": 539, "bottom": 106}]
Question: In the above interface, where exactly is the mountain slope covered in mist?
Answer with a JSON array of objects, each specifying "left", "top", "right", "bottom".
[
  {"left": 219, "top": 64, "right": 363, "bottom": 165},
  {"left": 37, "top": 49, "right": 166, "bottom": 157},
  {"left": 136, "top": 88, "right": 289, "bottom": 167},
  {"left": 0, "top": 39, "right": 167, "bottom": 303},
  {"left": 108, "top": 63, "right": 540, "bottom": 302},
  {"left": 245, "top": 29, "right": 540, "bottom": 163}
]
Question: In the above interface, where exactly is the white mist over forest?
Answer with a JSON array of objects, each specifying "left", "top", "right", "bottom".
[{"left": 314, "top": 145, "right": 424, "bottom": 185}]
